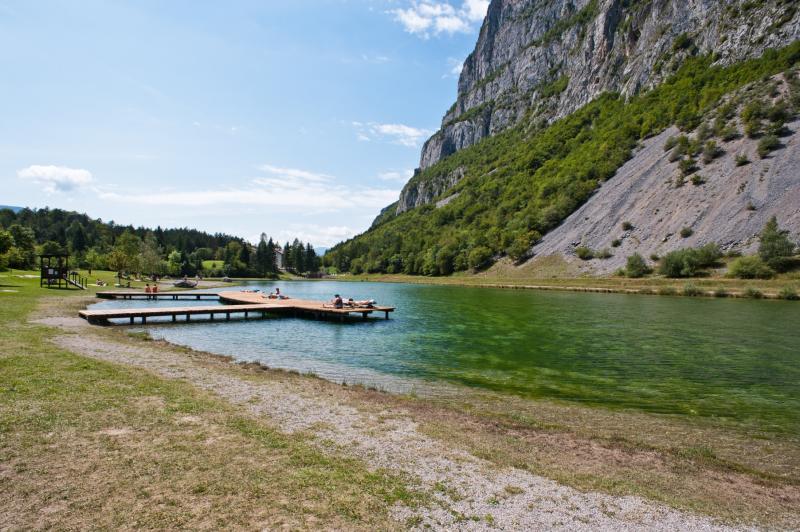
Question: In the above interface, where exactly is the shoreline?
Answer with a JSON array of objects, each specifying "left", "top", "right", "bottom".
[{"left": 320, "top": 273, "right": 800, "bottom": 300}]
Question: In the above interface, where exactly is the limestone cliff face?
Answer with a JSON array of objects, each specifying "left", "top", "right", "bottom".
[{"left": 395, "top": 0, "right": 800, "bottom": 214}]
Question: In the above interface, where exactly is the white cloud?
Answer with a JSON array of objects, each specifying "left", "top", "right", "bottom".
[
  {"left": 270, "top": 224, "right": 361, "bottom": 248},
  {"left": 378, "top": 169, "right": 414, "bottom": 183},
  {"left": 361, "top": 53, "right": 391, "bottom": 64},
  {"left": 95, "top": 164, "right": 399, "bottom": 215},
  {"left": 353, "top": 122, "right": 432, "bottom": 147},
  {"left": 18, "top": 165, "right": 93, "bottom": 193},
  {"left": 445, "top": 56, "right": 465, "bottom": 78},
  {"left": 390, "top": 0, "right": 488, "bottom": 37}
]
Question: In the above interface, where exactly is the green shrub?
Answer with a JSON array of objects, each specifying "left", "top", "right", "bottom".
[
  {"left": 735, "top": 154, "right": 750, "bottom": 166},
  {"left": 625, "top": 253, "right": 650, "bottom": 278},
  {"left": 683, "top": 283, "right": 703, "bottom": 296},
  {"left": 659, "top": 244, "right": 719, "bottom": 278},
  {"left": 759, "top": 216, "right": 796, "bottom": 271},
  {"left": 779, "top": 286, "right": 799, "bottom": 300},
  {"left": 596, "top": 248, "right": 613, "bottom": 259},
  {"left": 727, "top": 255, "right": 774, "bottom": 279},
  {"left": 680, "top": 227, "right": 694, "bottom": 238},
  {"left": 622, "top": 221, "right": 634, "bottom": 231},
  {"left": 757, "top": 134, "right": 781, "bottom": 158},
  {"left": 744, "top": 287, "right": 763, "bottom": 299},
  {"left": 467, "top": 246, "right": 493, "bottom": 270},
  {"left": 702, "top": 140, "right": 722, "bottom": 163},
  {"left": 658, "top": 286, "right": 677, "bottom": 296},
  {"left": 695, "top": 243, "right": 722, "bottom": 267},
  {"left": 649, "top": 253, "right": 660, "bottom": 261},
  {"left": 575, "top": 246, "right": 594, "bottom": 260},
  {"left": 690, "top": 174, "right": 706, "bottom": 186},
  {"left": 714, "top": 288, "right": 729, "bottom": 298},
  {"left": 660, "top": 249, "right": 701, "bottom": 277},
  {"left": 611, "top": 239, "right": 621, "bottom": 247},
  {"left": 679, "top": 157, "right": 698, "bottom": 176},
  {"left": 663, "top": 136, "right": 679, "bottom": 151},
  {"left": 719, "top": 125, "right": 739, "bottom": 141}
]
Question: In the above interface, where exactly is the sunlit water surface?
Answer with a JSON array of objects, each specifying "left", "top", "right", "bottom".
[{"left": 90, "top": 281, "right": 800, "bottom": 434}]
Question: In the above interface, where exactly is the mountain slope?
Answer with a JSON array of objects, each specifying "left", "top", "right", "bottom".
[{"left": 325, "top": 0, "right": 800, "bottom": 276}]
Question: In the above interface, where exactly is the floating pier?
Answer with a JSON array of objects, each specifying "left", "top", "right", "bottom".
[{"left": 80, "top": 290, "right": 395, "bottom": 325}]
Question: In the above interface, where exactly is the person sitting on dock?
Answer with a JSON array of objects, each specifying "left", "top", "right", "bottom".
[
  {"left": 145, "top": 283, "right": 151, "bottom": 294},
  {"left": 151, "top": 283, "right": 159, "bottom": 294},
  {"left": 330, "top": 294, "right": 343, "bottom": 309}
]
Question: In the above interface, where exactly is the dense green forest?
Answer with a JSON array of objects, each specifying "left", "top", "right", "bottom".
[
  {"left": 0, "top": 207, "right": 320, "bottom": 277},
  {"left": 324, "top": 42, "right": 800, "bottom": 276}
]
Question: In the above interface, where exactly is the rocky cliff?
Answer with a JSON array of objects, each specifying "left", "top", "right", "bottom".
[{"left": 397, "top": 0, "right": 800, "bottom": 214}]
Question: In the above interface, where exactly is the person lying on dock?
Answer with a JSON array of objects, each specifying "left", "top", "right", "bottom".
[{"left": 347, "top": 298, "right": 376, "bottom": 308}]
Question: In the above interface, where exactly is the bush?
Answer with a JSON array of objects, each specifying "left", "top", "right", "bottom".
[
  {"left": 744, "top": 287, "right": 763, "bottom": 299},
  {"left": 468, "top": 246, "right": 493, "bottom": 270},
  {"left": 735, "top": 154, "right": 750, "bottom": 166},
  {"left": 596, "top": 248, "right": 613, "bottom": 259},
  {"left": 719, "top": 125, "right": 739, "bottom": 141},
  {"left": 575, "top": 246, "right": 594, "bottom": 260},
  {"left": 702, "top": 140, "right": 722, "bottom": 163},
  {"left": 683, "top": 283, "right": 703, "bottom": 296},
  {"left": 680, "top": 227, "right": 694, "bottom": 238},
  {"left": 649, "top": 253, "right": 660, "bottom": 261},
  {"left": 658, "top": 286, "right": 677, "bottom": 296},
  {"left": 622, "top": 221, "right": 634, "bottom": 231},
  {"left": 714, "top": 288, "right": 729, "bottom": 298},
  {"left": 660, "top": 249, "right": 701, "bottom": 277},
  {"left": 727, "top": 255, "right": 774, "bottom": 279},
  {"left": 611, "top": 239, "right": 622, "bottom": 247},
  {"left": 659, "top": 244, "right": 719, "bottom": 278},
  {"left": 625, "top": 253, "right": 650, "bottom": 278},
  {"left": 779, "top": 286, "right": 799, "bottom": 300},
  {"left": 679, "top": 157, "right": 698, "bottom": 176},
  {"left": 691, "top": 174, "right": 706, "bottom": 186},
  {"left": 759, "top": 216, "right": 795, "bottom": 271},
  {"left": 695, "top": 243, "right": 722, "bottom": 267},
  {"left": 757, "top": 134, "right": 781, "bottom": 158}
]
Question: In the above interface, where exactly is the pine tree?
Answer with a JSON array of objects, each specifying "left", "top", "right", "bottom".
[{"left": 759, "top": 216, "right": 796, "bottom": 271}]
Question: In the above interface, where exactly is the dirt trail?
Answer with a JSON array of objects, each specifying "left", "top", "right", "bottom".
[{"left": 37, "top": 314, "right": 736, "bottom": 531}]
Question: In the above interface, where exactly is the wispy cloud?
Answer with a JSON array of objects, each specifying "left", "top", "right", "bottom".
[
  {"left": 444, "top": 56, "right": 464, "bottom": 78},
  {"left": 352, "top": 121, "right": 432, "bottom": 147},
  {"left": 390, "top": 0, "right": 488, "bottom": 38},
  {"left": 18, "top": 165, "right": 93, "bottom": 193},
  {"left": 378, "top": 169, "right": 414, "bottom": 183},
  {"left": 94, "top": 164, "right": 399, "bottom": 214}
]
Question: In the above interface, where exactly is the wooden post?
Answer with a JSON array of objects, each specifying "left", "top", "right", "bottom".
[
  {"left": 244, "top": 311, "right": 249, "bottom": 319},
  {"left": 130, "top": 316, "right": 134, "bottom": 325},
  {"left": 172, "top": 314, "right": 177, "bottom": 323},
  {"left": 142, "top": 316, "right": 146, "bottom": 325},
  {"left": 226, "top": 313, "right": 230, "bottom": 321},
  {"left": 210, "top": 313, "right": 214, "bottom": 321},
  {"left": 385, "top": 311, "right": 389, "bottom": 320},
  {"left": 186, "top": 314, "right": 191, "bottom": 321}
]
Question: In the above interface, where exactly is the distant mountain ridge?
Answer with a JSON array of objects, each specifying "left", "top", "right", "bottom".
[{"left": 0, "top": 205, "right": 22, "bottom": 213}]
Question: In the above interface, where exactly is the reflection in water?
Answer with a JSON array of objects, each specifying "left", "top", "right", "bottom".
[{"left": 91, "top": 281, "right": 800, "bottom": 434}]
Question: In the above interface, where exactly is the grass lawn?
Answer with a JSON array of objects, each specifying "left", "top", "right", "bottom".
[
  {"left": 202, "top": 260, "right": 224, "bottom": 271},
  {"left": 0, "top": 272, "right": 416, "bottom": 529}
]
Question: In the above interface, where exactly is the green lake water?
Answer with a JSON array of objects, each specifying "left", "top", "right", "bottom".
[{"left": 91, "top": 281, "right": 800, "bottom": 435}]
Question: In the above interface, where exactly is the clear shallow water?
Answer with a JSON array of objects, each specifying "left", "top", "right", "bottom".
[{"left": 90, "top": 281, "right": 800, "bottom": 434}]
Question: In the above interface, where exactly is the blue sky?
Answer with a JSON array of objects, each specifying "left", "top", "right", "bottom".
[{"left": 0, "top": 0, "right": 488, "bottom": 247}]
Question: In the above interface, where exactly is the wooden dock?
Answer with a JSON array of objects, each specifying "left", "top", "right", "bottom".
[
  {"left": 80, "top": 290, "right": 395, "bottom": 325},
  {"left": 96, "top": 291, "right": 221, "bottom": 300}
]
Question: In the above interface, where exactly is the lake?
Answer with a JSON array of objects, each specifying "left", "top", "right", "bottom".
[{"left": 90, "top": 281, "right": 800, "bottom": 435}]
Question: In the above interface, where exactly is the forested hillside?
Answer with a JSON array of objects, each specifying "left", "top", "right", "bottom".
[
  {"left": 325, "top": 43, "right": 800, "bottom": 276},
  {"left": 0, "top": 207, "right": 320, "bottom": 277}
]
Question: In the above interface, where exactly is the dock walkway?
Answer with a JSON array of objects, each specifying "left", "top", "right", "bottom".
[{"left": 80, "top": 290, "right": 395, "bottom": 325}]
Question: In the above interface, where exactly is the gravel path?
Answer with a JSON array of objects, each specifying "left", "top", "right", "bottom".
[{"left": 39, "top": 316, "right": 737, "bottom": 531}]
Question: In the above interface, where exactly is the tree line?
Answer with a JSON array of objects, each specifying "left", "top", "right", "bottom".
[{"left": 0, "top": 207, "right": 321, "bottom": 278}]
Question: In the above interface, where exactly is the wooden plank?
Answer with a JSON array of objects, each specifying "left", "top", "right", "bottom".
[{"left": 96, "top": 291, "right": 220, "bottom": 300}]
